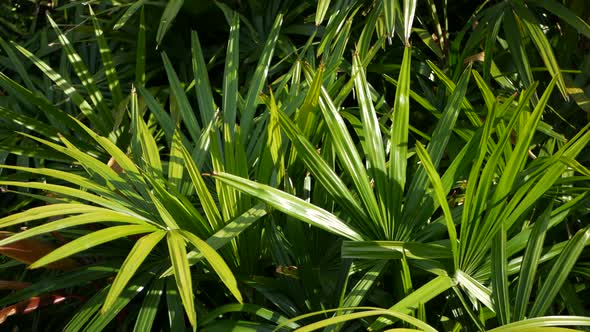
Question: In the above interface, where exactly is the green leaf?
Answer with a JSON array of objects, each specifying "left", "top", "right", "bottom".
[
  {"left": 352, "top": 52, "right": 387, "bottom": 182},
  {"left": 131, "top": 87, "right": 163, "bottom": 176},
  {"left": 191, "top": 30, "right": 216, "bottom": 126},
  {"left": 388, "top": 46, "right": 412, "bottom": 234},
  {"left": 357, "top": 2, "right": 383, "bottom": 60},
  {"left": 102, "top": 231, "right": 166, "bottom": 313},
  {"left": 487, "top": 79, "right": 557, "bottom": 221},
  {"left": 317, "top": 84, "right": 383, "bottom": 237},
  {"left": 266, "top": 90, "right": 284, "bottom": 182},
  {"left": 339, "top": 261, "right": 387, "bottom": 313},
  {"left": 203, "top": 203, "right": 266, "bottom": 252},
  {"left": 455, "top": 270, "right": 493, "bottom": 311},
  {"left": 0, "top": 144, "right": 70, "bottom": 163},
  {"left": 503, "top": 10, "right": 535, "bottom": 92},
  {"left": 0, "top": 164, "right": 139, "bottom": 212},
  {"left": 529, "top": 226, "right": 590, "bottom": 317},
  {"left": 415, "top": 142, "right": 458, "bottom": 267},
  {"left": 136, "top": 7, "right": 146, "bottom": 86},
  {"left": 298, "top": 61, "right": 324, "bottom": 134},
  {"left": 515, "top": 5, "right": 568, "bottom": 99},
  {"left": 222, "top": 11, "right": 239, "bottom": 145},
  {"left": 214, "top": 172, "right": 364, "bottom": 241},
  {"left": 89, "top": 6, "right": 123, "bottom": 105},
  {"left": 277, "top": 108, "right": 368, "bottom": 225},
  {"left": 200, "top": 303, "right": 299, "bottom": 328},
  {"left": 209, "top": 121, "right": 237, "bottom": 223},
  {"left": 369, "top": 275, "right": 455, "bottom": 330},
  {"left": 426, "top": 60, "right": 481, "bottom": 126},
  {"left": 0, "top": 212, "right": 144, "bottom": 247},
  {"left": 178, "top": 137, "right": 223, "bottom": 230},
  {"left": 167, "top": 230, "right": 197, "bottom": 328},
  {"left": 132, "top": 89, "right": 162, "bottom": 177},
  {"left": 63, "top": 287, "right": 109, "bottom": 332},
  {"left": 0, "top": 36, "right": 34, "bottom": 90},
  {"left": 342, "top": 241, "right": 452, "bottom": 260},
  {"left": 168, "top": 130, "right": 185, "bottom": 190},
  {"left": 0, "top": 105, "right": 60, "bottom": 141},
  {"left": 483, "top": 10, "right": 504, "bottom": 83},
  {"left": 162, "top": 52, "right": 201, "bottom": 142},
  {"left": 133, "top": 277, "right": 165, "bottom": 332},
  {"left": 0, "top": 181, "right": 132, "bottom": 215},
  {"left": 180, "top": 230, "right": 242, "bottom": 303},
  {"left": 60, "top": 118, "right": 153, "bottom": 205},
  {"left": 513, "top": 203, "right": 553, "bottom": 320},
  {"left": 147, "top": 187, "right": 181, "bottom": 230},
  {"left": 529, "top": 0, "right": 590, "bottom": 38},
  {"left": 160, "top": 204, "right": 267, "bottom": 277},
  {"left": 316, "top": 0, "right": 330, "bottom": 26},
  {"left": 403, "top": 65, "right": 471, "bottom": 233},
  {"left": 0, "top": 72, "right": 80, "bottom": 134},
  {"left": 487, "top": 316, "right": 590, "bottom": 332},
  {"left": 414, "top": 27, "right": 443, "bottom": 59},
  {"left": 472, "top": 70, "right": 496, "bottom": 112},
  {"left": 166, "top": 277, "right": 188, "bottom": 332},
  {"left": 46, "top": 14, "right": 110, "bottom": 123},
  {"left": 137, "top": 85, "right": 175, "bottom": 143},
  {"left": 352, "top": 53, "right": 388, "bottom": 230},
  {"left": 0, "top": 264, "right": 116, "bottom": 307},
  {"left": 0, "top": 203, "right": 108, "bottom": 228},
  {"left": 460, "top": 89, "right": 530, "bottom": 267},
  {"left": 114, "top": 0, "right": 148, "bottom": 30},
  {"left": 384, "top": 0, "right": 397, "bottom": 39},
  {"left": 10, "top": 43, "right": 108, "bottom": 134},
  {"left": 156, "top": 0, "right": 184, "bottom": 46},
  {"left": 84, "top": 273, "right": 153, "bottom": 331},
  {"left": 290, "top": 308, "right": 437, "bottom": 332},
  {"left": 29, "top": 224, "right": 157, "bottom": 269},
  {"left": 241, "top": 13, "right": 282, "bottom": 140},
  {"left": 465, "top": 80, "right": 555, "bottom": 270},
  {"left": 491, "top": 225, "right": 510, "bottom": 325},
  {"left": 402, "top": 0, "right": 417, "bottom": 44},
  {"left": 382, "top": 74, "right": 437, "bottom": 113}
]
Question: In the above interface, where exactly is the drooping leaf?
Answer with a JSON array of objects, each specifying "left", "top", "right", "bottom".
[{"left": 214, "top": 172, "right": 364, "bottom": 241}]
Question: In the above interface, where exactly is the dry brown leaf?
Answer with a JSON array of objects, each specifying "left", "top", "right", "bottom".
[
  {"left": 107, "top": 156, "right": 124, "bottom": 174},
  {"left": 464, "top": 51, "right": 485, "bottom": 64}
]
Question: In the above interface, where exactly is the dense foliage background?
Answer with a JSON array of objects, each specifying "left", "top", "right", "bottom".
[{"left": 0, "top": 0, "right": 589, "bottom": 331}]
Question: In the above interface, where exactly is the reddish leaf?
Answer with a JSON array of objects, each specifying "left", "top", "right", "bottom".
[
  {"left": 0, "top": 232, "right": 79, "bottom": 270},
  {"left": 0, "top": 294, "right": 68, "bottom": 324},
  {"left": 0, "top": 280, "right": 31, "bottom": 290}
]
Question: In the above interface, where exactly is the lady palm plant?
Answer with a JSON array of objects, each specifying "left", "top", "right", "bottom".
[
  {"left": 218, "top": 77, "right": 590, "bottom": 332},
  {"left": 211, "top": 3, "right": 590, "bottom": 330},
  {"left": 0, "top": 0, "right": 589, "bottom": 331},
  {"left": 0, "top": 6, "right": 280, "bottom": 330},
  {"left": 215, "top": 56, "right": 590, "bottom": 330}
]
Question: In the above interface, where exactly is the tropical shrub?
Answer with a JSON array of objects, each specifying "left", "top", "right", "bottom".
[{"left": 0, "top": 0, "right": 589, "bottom": 331}]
